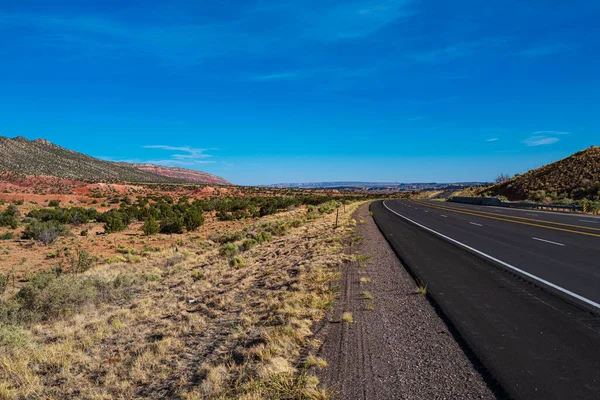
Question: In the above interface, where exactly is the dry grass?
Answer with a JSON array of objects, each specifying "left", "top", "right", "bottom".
[
  {"left": 341, "top": 312, "right": 353, "bottom": 323},
  {"left": 0, "top": 202, "right": 363, "bottom": 399}
]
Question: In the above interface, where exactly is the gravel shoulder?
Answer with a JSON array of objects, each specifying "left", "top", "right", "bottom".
[{"left": 317, "top": 202, "right": 498, "bottom": 399}]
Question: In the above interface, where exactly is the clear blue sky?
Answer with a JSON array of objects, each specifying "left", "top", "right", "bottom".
[{"left": 1, "top": 1, "right": 598, "bottom": 185}]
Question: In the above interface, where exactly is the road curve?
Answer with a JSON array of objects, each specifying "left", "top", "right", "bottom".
[{"left": 371, "top": 200, "right": 600, "bottom": 400}]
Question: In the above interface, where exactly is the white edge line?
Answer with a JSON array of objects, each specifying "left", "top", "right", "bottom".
[
  {"left": 579, "top": 220, "right": 599, "bottom": 224},
  {"left": 382, "top": 201, "right": 600, "bottom": 311},
  {"left": 470, "top": 222, "right": 483, "bottom": 226},
  {"left": 532, "top": 237, "right": 565, "bottom": 247}
]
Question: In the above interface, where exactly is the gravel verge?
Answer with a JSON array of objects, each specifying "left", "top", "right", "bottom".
[{"left": 316, "top": 202, "right": 498, "bottom": 399}]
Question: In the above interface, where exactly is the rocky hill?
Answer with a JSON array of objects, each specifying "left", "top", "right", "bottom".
[
  {"left": 131, "top": 164, "right": 230, "bottom": 185},
  {"left": 483, "top": 146, "right": 600, "bottom": 202},
  {"left": 0, "top": 136, "right": 230, "bottom": 185}
]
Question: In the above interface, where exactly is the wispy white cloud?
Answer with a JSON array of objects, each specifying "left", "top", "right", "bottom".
[
  {"left": 486, "top": 138, "right": 499, "bottom": 142},
  {"left": 523, "top": 131, "right": 569, "bottom": 147},
  {"left": 251, "top": 72, "right": 302, "bottom": 81},
  {"left": 0, "top": 1, "right": 418, "bottom": 67},
  {"left": 141, "top": 145, "right": 215, "bottom": 166},
  {"left": 524, "top": 136, "right": 560, "bottom": 146},
  {"left": 532, "top": 131, "right": 570, "bottom": 135}
]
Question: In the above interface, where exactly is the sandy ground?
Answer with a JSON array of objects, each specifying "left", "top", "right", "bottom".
[{"left": 317, "top": 203, "right": 497, "bottom": 399}]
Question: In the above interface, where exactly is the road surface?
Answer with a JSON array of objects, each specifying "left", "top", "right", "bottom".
[{"left": 371, "top": 199, "right": 600, "bottom": 400}]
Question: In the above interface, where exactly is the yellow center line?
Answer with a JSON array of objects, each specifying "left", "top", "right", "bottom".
[
  {"left": 407, "top": 200, "right": 600, "bottom": 238},
  {"left": 411, "top": 200, "right": 600, "bottom": 232}
]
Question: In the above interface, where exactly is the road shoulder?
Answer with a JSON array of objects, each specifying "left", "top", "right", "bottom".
[{"left": 316, "top": 202, "right": 496, "bottom": 399}]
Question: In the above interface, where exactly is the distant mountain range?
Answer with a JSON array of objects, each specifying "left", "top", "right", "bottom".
[
  {"left": 0, "top": 136, "right": 230, "bottom": 185},
  {"left": 266, "top": 181, "right": 489, "bottom": 191}
]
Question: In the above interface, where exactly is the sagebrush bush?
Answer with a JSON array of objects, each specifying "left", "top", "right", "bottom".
[
  {"left": 219, "top": 243, "right": 239, "bottom": 257},
  {"left": 0, "top": 273, "right": 9, "bottom": 295},
  {"left": 240, "top": 238, "right": 257, "bottom": 251},
  {"left": 0, "top": 272, "right": 141, "bottom": 325},
  {"left": 255, "top": 231, "right": 272, "bottom": 243},
  {"left": 69, "top": 248, "right": 94, "bottom": 274},
  {"left": 229, "top": 257, "right": 246, "bottom": 269},
  {"left": 210, "top": 231, "right": 244, "bottom": 244},
  {"left": 22, "top": 221, "right": 70, "bottom": 245}
]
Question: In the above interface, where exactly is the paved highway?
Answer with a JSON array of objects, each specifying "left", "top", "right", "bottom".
[
  {"left": 371, "top": 200, "right": 600, "bottom": 400},
  {"left": 391, "top": 199, "right": 600, "bottom": 306}
]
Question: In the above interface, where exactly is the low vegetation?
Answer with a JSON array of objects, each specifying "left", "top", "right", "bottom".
[
  {"left": 483, "top": 146, "right": 600, "bottom": 212},
  {"left": 0, "top": 197, "right": 363, "bottom": 398}
]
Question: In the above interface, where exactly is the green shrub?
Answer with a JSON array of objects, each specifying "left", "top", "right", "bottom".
[
  {"left": 229, "top": 257, "right": 246, "bottom": 269},
  {"left": 255, "top": 231, "right": 272, "bottom": 243},
  {"left": 48, "top": 200, "right": 61, "bottom": 207},
  {"left": 103, "top": 212, "right": 127, "bottom": 233},
  {"left": 69, "top": 248, "right": 94, "bottom": 274},
  {"left": 240, "top": 238, "right": 257, "bottom": 251},
  {"left": 160, "top": 217, "right": 184, "bottom": 234},
  {"left": 12, "top": 199, "right": 24, "bottom": 206},
  {"left": 210, "top": 231, "right": 244, "bottom": 244},
  {"left": 0, "top": 272, "right": 140, "bottom": 325},
  {"left": 141, "top": 217, "right": 160, "bottom": 236},
  {"left": 0, "top": 232, "right": 15, "bottom": 240},
  {"left": 219, "top": 243, "right": 239, "bottom": 257},
  {"left": 22, "top": 221, "right": 70, "bottom": 245},
  {"left": 4, "top": 205, "right": 20, "bottom": 218},
  {"left": 80, "top": 229, "right": 89, "bottom": 237},
  {"left": 0, "top": 215, "right": 18, "bottom": 229},
  {"left": 0, "top": 273, "right": 9, "bottom": 295},
  {"left": 191, "top": 270, "right": 205, "bottom": 281},
  {"left": 183, "top": 209, "right": 205, "bottom": 232}
]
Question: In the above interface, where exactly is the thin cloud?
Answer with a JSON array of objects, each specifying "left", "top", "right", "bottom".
[
  {"left": 486, "top": 138, "right": 499, "bottom": 142},
  {"left": 523, "top": 136, "right": 560, "bottom": 147},
  {"left": 251, "top": 72, "right": 302, "bottom": 81},
  {"left": 142, "top": 145, "right": 215, "bottom": 166},
  {"left": 143, "top": 145, "right": 211, "bottom": 158},
  {"left": 0, "top": 1, "right": 418, "bottom": 67},
  {"left": 532, "top": 131, "right": 570, "bottom": 135}
]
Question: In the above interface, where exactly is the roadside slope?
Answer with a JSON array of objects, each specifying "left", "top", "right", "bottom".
[{"left": 317, "top": 203, "right": 496, "bottom": 399}]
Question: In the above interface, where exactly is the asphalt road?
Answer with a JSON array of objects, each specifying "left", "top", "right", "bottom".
[
  {"left": 395, "top": 199, "right": 600, "bottom": 306},
  {"left": 371, "top": 200, "right": 600, "bottom": 400}
]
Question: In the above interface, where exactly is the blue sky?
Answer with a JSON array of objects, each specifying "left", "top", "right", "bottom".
[{"left": 1, "top": 0, "right": 598, "bottom": 185}]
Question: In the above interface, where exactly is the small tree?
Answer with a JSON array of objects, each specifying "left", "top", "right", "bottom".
[
  {"left": 160, "top": 217, "right": 184, "bottom": 234},
  {"left": 495, "top": 173, "right": 511, "bottom": 184},
  {"left": 103, "top": 213, "right": 127, "bottom": 234},
  {"left": 183, "top": 209, "right": 205, "bottom": 232},
  {"left": 141, "top": 217, "right": 160, "bottom": 236}
]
